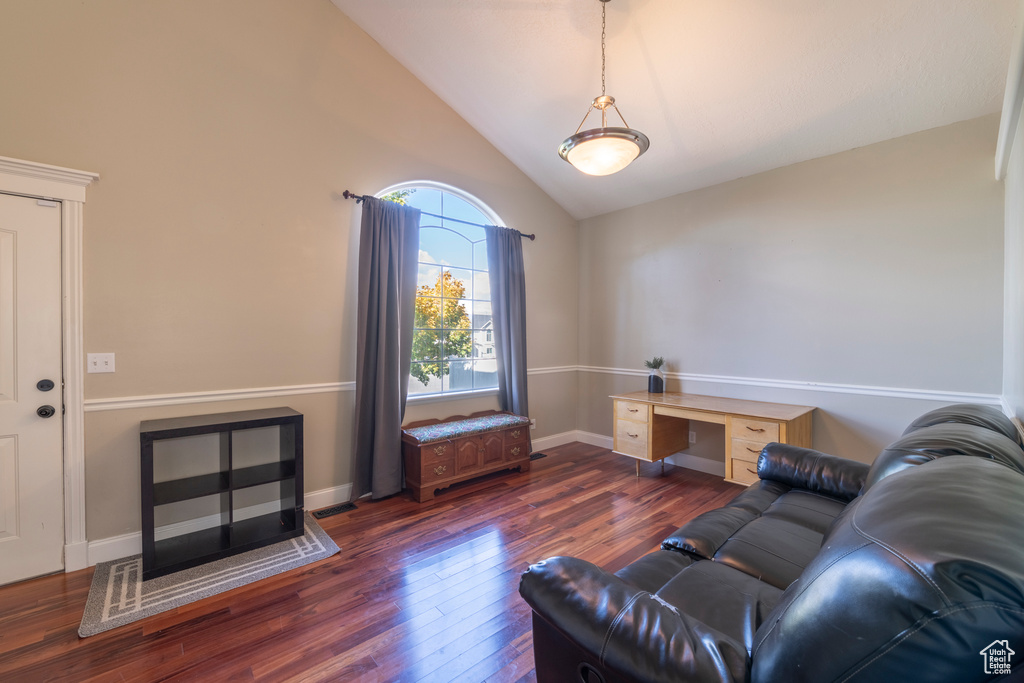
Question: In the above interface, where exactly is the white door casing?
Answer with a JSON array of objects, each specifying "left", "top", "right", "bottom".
[
  {"left": 0, "top": 156, "right": 96, "bottom": 574},
  {"left": 0, "top": 193, "right": 64, "bottom": 584}
]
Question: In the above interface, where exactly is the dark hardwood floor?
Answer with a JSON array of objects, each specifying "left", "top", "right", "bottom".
[{"left": 0, "top": 442, "right": 743, "bottom": 682}]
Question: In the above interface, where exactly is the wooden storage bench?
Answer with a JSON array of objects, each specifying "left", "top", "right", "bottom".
[{"left": 401, "top": 410, "right": 532, "bottom": 502}]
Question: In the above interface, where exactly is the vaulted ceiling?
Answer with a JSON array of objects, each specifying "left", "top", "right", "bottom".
[{"left": 331, "top": 0, "right": 1018, "bottom": 219}]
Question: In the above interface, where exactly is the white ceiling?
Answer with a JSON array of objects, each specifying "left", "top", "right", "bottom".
[{"left": 331, "top": 0, "right": 1018, "bottom": 220}]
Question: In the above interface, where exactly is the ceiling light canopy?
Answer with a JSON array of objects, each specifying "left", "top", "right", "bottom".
[{"left": 559, "top": 0, "right": 649, "bottom": 176}]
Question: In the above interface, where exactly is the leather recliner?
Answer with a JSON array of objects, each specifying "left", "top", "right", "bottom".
[{"left": 519, "top": 404, "right": 1024, "bottom": 682}]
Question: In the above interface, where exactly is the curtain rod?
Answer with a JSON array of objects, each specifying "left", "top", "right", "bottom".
[{"left": 342, "top": 190, "right": 536, "bottom": 241}]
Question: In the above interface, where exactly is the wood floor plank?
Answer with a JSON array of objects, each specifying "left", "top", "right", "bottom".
[{"left": 0, "top": 444, "right": 742, "bottom": 682}]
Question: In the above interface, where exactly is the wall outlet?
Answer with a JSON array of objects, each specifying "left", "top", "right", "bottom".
[
  {"left": 689, "top": 430, "right": 697, "bottom": 444},
  {"left": 87, "top": 353, "right": 115, "bottom": 374},
  {"left": 530, "top": 418, "right": 536, "bottom": 430}
]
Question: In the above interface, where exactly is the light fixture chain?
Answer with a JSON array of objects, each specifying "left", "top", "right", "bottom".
[{"left": 601, "top": 1, "right": 607, "bottom": 96}]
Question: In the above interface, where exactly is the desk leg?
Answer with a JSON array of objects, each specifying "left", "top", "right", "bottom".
[
  {"left": 635, "top": 460, "right": 640, "bottom": 477},
  {"left": 661, "top": 459, "right": 665, "bottom": 475}
]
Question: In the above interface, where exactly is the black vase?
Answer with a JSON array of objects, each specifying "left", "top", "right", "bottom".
[{"left": 648, "top": 372, "right": 664, "bottom": 393}]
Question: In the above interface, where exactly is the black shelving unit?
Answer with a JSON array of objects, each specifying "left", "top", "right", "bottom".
[{"left": 140, "top": 407, "right": 303, "bottom": 580}]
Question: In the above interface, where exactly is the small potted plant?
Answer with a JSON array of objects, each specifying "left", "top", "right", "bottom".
[{"left": 645, "top": 356, "right": 665, "bottom": 393}]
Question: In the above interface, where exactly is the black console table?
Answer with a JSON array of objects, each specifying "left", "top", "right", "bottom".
[{"left": 140, "top": 407, "right": 304, "bottom": 580}]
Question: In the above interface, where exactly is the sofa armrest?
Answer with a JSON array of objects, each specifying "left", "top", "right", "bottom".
[
  {"left": 757, "top": 443, "right": 869, "bottom": 502},
  {"left": 519, "top": 556, "right": 748, "bottom": 683}
]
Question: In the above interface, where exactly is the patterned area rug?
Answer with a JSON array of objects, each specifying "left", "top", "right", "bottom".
[{"left": 78, "top": 513, "right": 339, "bottom": 637}]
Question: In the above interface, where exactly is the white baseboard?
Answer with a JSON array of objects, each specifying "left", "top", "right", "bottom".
[
  {"left": 83, "top": 482, "right": 355, "bottom": 568},
  {"left": 576, "top": 431, "right": 613, "bottom": 448},
  {"left": 530, "top": 430, "right": 582, "bottom": 451}
]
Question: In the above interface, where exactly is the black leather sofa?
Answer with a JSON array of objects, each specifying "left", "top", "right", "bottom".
[{"left": 519, "top": 404, "right": 1024, "bottom": 682}]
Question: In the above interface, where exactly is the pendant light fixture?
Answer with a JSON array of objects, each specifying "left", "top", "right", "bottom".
[{"left": 559, "top": 0, "right": 649, "bottom": 176}]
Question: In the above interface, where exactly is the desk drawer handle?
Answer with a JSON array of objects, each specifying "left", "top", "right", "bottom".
[
  {"left": 746, "top": 467, "right": 757, "bottom": 475},
  {"left": 746, "top": 447, "right": 761, "bottom": 454},
  {"left": 433, "top": 465, "right": 447, "bottom": 476},
  {"left": 510, "top": 446, "right": 521, "bottom": 456},
  {"left": 627, "top": 432, "right": 639, "bottom": 439},
  {"left": 627, "top": 408, "right": 639, "bottom": 413},
  {"left": 433, "top": 445, "right": 447, "bottom": 455},
  {"left": 745, "top": 426, "right": 766, "bottom": 433},
  {"left": 511, "top": 430, "right": 521, "bottom": 439}
]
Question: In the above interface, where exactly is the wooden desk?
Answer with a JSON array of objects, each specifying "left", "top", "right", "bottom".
[{"left": 610, "top": 391, "right": 814, "bottom": 484}]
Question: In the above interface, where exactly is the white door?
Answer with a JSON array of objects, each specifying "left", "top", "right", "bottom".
[{"left": 0, "top": 192, "right": 64, "bottom": 585}]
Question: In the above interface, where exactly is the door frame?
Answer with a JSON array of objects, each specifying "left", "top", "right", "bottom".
[{"left": 0, "top": 155, "right": 97, "bottom": 572}]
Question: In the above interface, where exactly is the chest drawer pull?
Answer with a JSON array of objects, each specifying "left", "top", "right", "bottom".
[
  {"left": 510, "top": 446, "right": 521, "bottom": 456},
  {"left": 745, "top": 426, "right": 766, "bottom": 433},
  {"left": 511, "top": 430, "right": 521, "bottom": 439},
  {"left": 433, "top": 465, "right": 447, "bottom": 476},
  {"left": 433, "top": 445, "right": 447, "bottom": 455}
]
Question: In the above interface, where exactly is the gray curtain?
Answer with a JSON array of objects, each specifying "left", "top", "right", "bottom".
[
  {"left": 486, "top": 226, "right": 529, "bottom": 417},
  {"left": 353, "top": 197, "right": 420, "bottom": 499}
]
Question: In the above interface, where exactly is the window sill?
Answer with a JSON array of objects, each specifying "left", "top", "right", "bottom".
[{"left": 406, "top": 387, "right": 499, "bottom": 405}]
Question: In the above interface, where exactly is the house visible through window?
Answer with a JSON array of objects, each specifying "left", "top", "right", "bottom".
[{"left": 380, "top": 184, "right": 501, "bottom": 398}]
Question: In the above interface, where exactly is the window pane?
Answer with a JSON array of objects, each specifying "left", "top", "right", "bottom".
[
  {"left": 408, "top": 362, "right": 443, "bottom": 395},
  {"left": 441, "top": 328, "right": 473, "bottom": 361},
  {"left": 417, "top": 262, "right": 441, "bottom": 289},
  {"left": 472, "top": 300, "right": 492, "bottom": 329},
  {"left": 420, "top": 227, "right": 473, "bottom": 271},
  {"left": 444, "top": 359, "right": 475, "bottom": 392},
  {"left": 474, "top": 240, "right": 488, "bottom": 271},
  {"left": 473, "top": 271, "right": 490, "bottom": 301},
  {"left": 411, "top": 328, "right": 442, "bottom": 362},
  {"left": 405, "top": 188, "right": 441, "bottom": 216},
  {"left": 443, "top": 267, "right": 473, "bottom": 302}
]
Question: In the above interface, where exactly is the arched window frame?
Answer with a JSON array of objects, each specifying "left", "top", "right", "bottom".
[{"left": 376, "top": 181, "right": 505, "bottom": 404}]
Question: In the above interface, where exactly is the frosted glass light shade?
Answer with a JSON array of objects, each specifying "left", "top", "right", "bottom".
[{"left": 559, "top": 126, "right": 650, "bottom": 176}]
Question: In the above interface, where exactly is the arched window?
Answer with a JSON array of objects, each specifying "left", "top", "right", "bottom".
[{"left": 377, "top": 182, "right": 502, "bottom": 399}]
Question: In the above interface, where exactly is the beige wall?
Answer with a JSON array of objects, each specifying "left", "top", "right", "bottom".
[
  {"left": 579, "top": 116, "right": 1005, "bottom": 463},
  {"left": 0, "top": 0, "right": 578, "bottom": 540}
]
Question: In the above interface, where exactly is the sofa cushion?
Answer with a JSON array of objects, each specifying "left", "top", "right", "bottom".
[
  {"left": 751, "top": 457, "right": 1024, "bottom": 683},
  {"left": 655, "top": 560, "right": 783, "bottom": 653},
  {"left": 902, "top": 402, "right": 1024, "bottom": 448},
  {"left": 710, "top": 514, "right": 826, "bottom": 590},
  {"left": 862, "top": 422, "right": 1024, "bottom": 492},
  {"left": 756, "top": 443, "right": 869, "bottom": 502},
  {"left": 661, "top": 479, "right": 790, "bottom": 558},
  {"left": 613, "top": 549, "right": 695, "bottom": 594},
  {"left": 664, "top": 483, "right": 849, "bottom": 589}
]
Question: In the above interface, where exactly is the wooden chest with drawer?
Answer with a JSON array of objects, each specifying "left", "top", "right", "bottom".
[
  {"left": 401, "top": 410, "right": 532, "bottom": 502},
  {"left": 610, "top": 391, "right": 814, "bottom": 485}
]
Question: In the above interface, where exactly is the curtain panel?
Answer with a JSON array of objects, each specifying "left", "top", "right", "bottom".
[
  {"left": 353, "top": 197, "right": 421, "bottom": 499},
  {"left": 486, "top": 226, "right": 529, "bottom": 417}
]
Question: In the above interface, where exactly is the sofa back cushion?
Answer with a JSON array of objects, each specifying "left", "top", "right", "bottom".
[
  {"left": 861, "top": 422, "right": 1024, "bottom": 492},
  {"left": 902, "top": 402, "right": 1024, "bottom": 448},
  {"left": 751, "top": 457, "right": 1024, "bottom": 683}
]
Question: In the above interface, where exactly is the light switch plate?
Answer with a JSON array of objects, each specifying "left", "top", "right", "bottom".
[{"left": 87, "top": 353, "right": 115, "bottom": 373}]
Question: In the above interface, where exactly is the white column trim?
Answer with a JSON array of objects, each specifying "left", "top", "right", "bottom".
[
  {"left": 996, "top": 0, "right": 1024, "bottom": 180},
  {"left": 0, "top": 155, "right": 97, "bottom": 573}
]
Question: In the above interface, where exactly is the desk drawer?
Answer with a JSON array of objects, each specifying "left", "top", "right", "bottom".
[
  {"left": 730, "top": 459, "right": 760, "bottom": 485},
  {"left": 615, "top": 420, "right": 649, "bottom": 458},
  {"left": 730, "top": 417, "right": 780, "bottom": 442},
  {"left": 732, "top": 438, "right": 767, "bottom": 463},
  {"left": 616, "top": 401, "right": 649, "bottom": 423}
]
